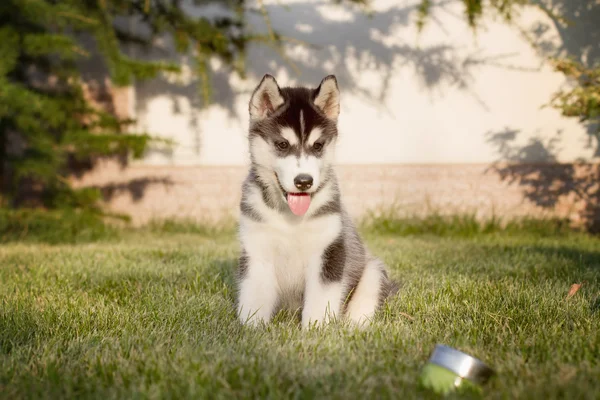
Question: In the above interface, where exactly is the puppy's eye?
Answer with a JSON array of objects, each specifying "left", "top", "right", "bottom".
[
  {"left": 276, "top": 141, "right": 289, "bottom": 150},
  {"left": 313, "top": 142, "right": 324, "bottom": 152}
]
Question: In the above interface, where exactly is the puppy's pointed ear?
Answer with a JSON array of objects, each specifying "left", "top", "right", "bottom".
[
  {"left": 249, "top": 74, "right": 285, "bottom": 121},
  {"left": 313, "top": 75, "right": 340, "bottom": 122}
]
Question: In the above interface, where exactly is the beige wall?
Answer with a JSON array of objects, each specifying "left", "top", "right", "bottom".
[{"left": 75, "top": 161, "right": 599, "bottom": 231}]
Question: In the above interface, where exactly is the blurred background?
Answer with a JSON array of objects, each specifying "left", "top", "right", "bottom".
[{"left": 1, "top": 0, "right": 599, "bottom": 233}]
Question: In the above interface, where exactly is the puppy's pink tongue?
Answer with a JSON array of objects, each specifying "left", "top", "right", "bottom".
[{"left": 287, "top": 193, "right": 311, "bottom": 216}]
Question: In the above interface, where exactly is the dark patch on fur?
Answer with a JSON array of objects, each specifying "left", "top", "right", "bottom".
[
  {"left": 252, "top": 168, "right": 278, "bottom": 210},
  {"left": 321, "top": 235, "right": 346, "bottom": 282},
  {"left": 238, "top": 249, "right": 249, "bottom": 279},
  {"left": 276, "top": 88, "right": 333, "bottom": 142},
  {"left": 256, "top": 180, "right": 273, "bottom": 209},
  {"left": 337, "top": 225, "right": 367, "bottom": 310},
  {"left": 240, "top": 170, "right": 268, "bottom": 218},
  {"left": 313, "top": 167, "right": 331, "bottom": 193},
  {"left": 341, "top": 265, "right": 365, "bottom": 312},
  {"left": 240, "top": 167, "right": 291, "bottom": 218},
  {"left": 306, "top": 142, "right": 325, "bottom": 158},
  {"left": 240, "top": 199, "right": 262, "bottom": 222},
  {"left": 275, "top": 143, "right": 301, "bottom": 158},
  {"left": 311, "top": 175, "right": 341, "bottom": 218},
  {"left": 312, "top": 198, "right": 341, "bottom": 218}
]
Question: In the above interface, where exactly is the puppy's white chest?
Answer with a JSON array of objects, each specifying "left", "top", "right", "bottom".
[
  {"left": 241, "top": 213, "right": 342, "bottom": 293},
  {"left": 272, "top": 235, "right": 307, "bottom": 295}
]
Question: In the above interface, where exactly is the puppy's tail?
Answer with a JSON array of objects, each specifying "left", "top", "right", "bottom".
[
  {"left": 381, "top": 275, "right": 400, "bottom": 303},
  {"left": 376, "top": 259, "right": 400, "bottom": 304},
  {"left": 385, "top": 278, "right": 401, "bottom": 298}
]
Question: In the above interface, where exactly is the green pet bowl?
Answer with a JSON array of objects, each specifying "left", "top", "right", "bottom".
[{"left": 419, "top": 344, "right": 495, "bottom": 395}]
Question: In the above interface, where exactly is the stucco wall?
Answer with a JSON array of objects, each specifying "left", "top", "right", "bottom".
[{"left": 74, "top": 161, "right": 599, "bottom": 230}]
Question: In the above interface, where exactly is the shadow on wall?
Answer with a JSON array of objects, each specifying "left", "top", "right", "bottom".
[
  {"left": 529, "top": 0, "right": 600, "bottom": 143},
  {"left": 130, "top": 0, "right": 540, "bottom": 129},
  {"left": 91, "top": 177, "right": 175, "bottom": 203},
  {"left": 483, "top": 0, "right": 600, "bottom": 232},
  {"left": 130, "top": 0, "right": 598, "bottom": 122},
  {"left": 486, "top": 128, "right": 600, "bottom": 232},
  {"left": 531, "top": 0, "right": 600, "bottom": 65}
]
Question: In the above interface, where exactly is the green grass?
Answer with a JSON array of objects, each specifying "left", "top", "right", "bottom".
[
  {"left": 0, "top": 208, "right": 121, "bottom": 244},
  {"left": 362, "top": 210, "right": 574, "bottom": 238},
  {"left": 0, "top": 208, "right": 575, "bottom": 244},
  {"left": 1, "top": 226, "right": 599, "bottom": 399}
]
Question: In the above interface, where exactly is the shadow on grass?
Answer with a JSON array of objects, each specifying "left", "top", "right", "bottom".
[
  {"left": 0, "top": 208, "right": 121, "bottom": 244},
  {"left": 71, "top": 256, "right": 239, "bottom": 304},
  {"left": 491, "top": 243, "right": 599, "bottom": 283},
  {"left": 1, "top": 265, "right": 241, "bottom": 364},
  {"left": 0, "top": 209, "right": 237, "bottom": 244},
  {"left": 400, "top": 239, "right": 600, "bottom": 288},
  {"left": 361, "top": 211, "right": 575, "bottom": 239},
  {"left": 591, "top": 297, "right": 600, "bottom": 314},
  {"left": 0, "top": 306, "right": 39, "bottom": 355}
]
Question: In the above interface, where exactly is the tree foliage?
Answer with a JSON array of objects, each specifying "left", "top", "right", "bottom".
[
  {"left": 0, "top": 0, "right": 285, "bottom": 211},
  {"left": 417, "top": 0, "right": 530, "bottom": 31},
  {"left": 550, "top": 58, "right": 600, "bottom": 132}
]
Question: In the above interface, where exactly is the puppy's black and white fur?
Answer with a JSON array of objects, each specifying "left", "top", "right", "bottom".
[{"left": 237, "top": 74, "right": 397, "bottom": 328}]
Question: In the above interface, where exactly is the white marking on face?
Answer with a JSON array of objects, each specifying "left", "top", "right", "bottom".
[
  {"left": 299, "top": 110, "right": 305, "bottom": 136},
  {"left": 276, "top": 154, "right": 321, "bottom": 193},
  {"left": 323, "top": 137, "right": 336, "bottom": 162},
  {"left": 280, "top": 127, "right": 298, "bottom": 146},
  {"left": 249, "top": 129, "right": 333, "bottom": 196},
  {"left": 307, "top": 127, "right": 323, "bottom": 146}
]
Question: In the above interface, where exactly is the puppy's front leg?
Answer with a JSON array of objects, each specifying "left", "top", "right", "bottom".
[
  {"left": 301, "top": 255, "right": 344, "bottom": 328},
  {"left": 237, "top": 253, "right": 278, "bottom": 326}
]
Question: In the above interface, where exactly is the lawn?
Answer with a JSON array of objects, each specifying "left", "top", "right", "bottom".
[{"left": 1, "top": 224, "right": 599, "bottom": 399}]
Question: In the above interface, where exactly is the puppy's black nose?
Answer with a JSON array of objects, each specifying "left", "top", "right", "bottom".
[{"left": 294, "top": 174, "right": 313, "bottom": 191}]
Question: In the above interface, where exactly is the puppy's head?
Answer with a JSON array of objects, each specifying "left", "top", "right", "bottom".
[{"left": 248, "top": 74, "right": 340, "bottom": 216}]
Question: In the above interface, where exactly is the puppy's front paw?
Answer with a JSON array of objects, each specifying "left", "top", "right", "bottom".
[
  {"left": 301, "top": 310, "right": 336, "bottom": 329},
  {"left": 238, "top": 308, "right": 271, "bottom": 327}
]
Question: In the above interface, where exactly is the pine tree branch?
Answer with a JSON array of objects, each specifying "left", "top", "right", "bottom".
[{"left": 56, "top": 11, "right": 98, "bottom": 25}]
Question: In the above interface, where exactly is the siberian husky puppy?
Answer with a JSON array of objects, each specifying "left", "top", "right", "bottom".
[{"left": 237, "top": 74, "right": 397, "bottom": 328}]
